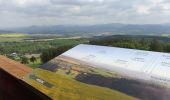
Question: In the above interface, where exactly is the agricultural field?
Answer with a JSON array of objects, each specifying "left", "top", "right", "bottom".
[
  {"left": 0, "top": 33, "right": 30, "bottom": 38},
  {"left": 24, "top": 55, "right": 138, "bottom": 99},
  {"left": 0, "top": 33, "right": 29, "bottom": 42},
  {"left": 24, "top": 68, "right": 137, "bottom": 100},
  {"left": 0, "top": 33, "right": 87, "bottom": 54}
]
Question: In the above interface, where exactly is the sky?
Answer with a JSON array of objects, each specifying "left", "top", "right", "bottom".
[{"left": 0, "top": 0, "right": 170, "bottom": 28}]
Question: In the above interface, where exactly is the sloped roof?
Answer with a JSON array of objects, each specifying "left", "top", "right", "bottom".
[{"left": 0, "top": 55, "right": 32, "bottom": 79}]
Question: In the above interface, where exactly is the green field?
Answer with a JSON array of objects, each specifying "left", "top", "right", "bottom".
[
  {"left": 0, "top": 38, "right": 86, "bottom": 54},
  {"left": 27, "top": 57, "right": 42, "bottom": 69},
  {"left": 24, "top": 68, "right": 137, "bottom": 100},
  {"left": 0, "top": 33, "right": 29, "bottom": 42},
  {"left": 0, "top": 33, "right": 87, "bottom": 54}
]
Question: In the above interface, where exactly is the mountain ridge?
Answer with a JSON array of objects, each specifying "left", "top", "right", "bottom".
[{"left": 2, "top": 23, "right": 170, "bottom": 36}]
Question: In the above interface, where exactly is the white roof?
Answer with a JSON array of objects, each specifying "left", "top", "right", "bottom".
[{"left": 62, "top": 44, "right": 170, "bottom": 81}]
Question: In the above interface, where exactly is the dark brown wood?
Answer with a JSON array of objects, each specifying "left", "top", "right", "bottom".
[{"left": 0, "top": 68, "right": 51, "bottom": 100}]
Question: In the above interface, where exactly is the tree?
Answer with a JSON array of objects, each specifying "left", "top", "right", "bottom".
[
  {"left": 149, "top": 39, "right": 163, "bottom": 52},
  {"left": 40, "top": 45, "right": 73, "bottom": 63},
  {"left": 165, "top": 45, "right": 170, "bottom": 52},
  {"left": 21, "top": 56, "right": 29, "bottom": 64},
  {"left": 30, "top": 56, "right": 37, "bottom": 63}
]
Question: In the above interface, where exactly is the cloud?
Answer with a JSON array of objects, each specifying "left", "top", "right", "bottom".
[
  {"left": 12, "top": 0, "right": 51, "bottom": 7},
  {"left": 0, "top": 0, "right": 170, "bottom": 28},
  {"left": 135, "top": 5, "right": 151, "bottom": 15}
]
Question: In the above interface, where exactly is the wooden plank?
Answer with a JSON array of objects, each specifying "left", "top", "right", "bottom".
[{"left": 0, "top": 55, "right": 32, "bottom": 79}]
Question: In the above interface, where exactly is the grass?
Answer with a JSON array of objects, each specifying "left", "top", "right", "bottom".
[
  {"left": 27, "top": 58, "right": 42, "bottom": 69},
  {"left": 24, "top": 68, "right": 137, "bottom": 100}
]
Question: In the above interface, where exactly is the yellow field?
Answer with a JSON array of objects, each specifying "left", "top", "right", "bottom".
[
  {"left": 24, "top": 68, "right": 138, "bottom": 100},
  {"left": 0, "top": 33, "right": 30, "bottom": 38}
]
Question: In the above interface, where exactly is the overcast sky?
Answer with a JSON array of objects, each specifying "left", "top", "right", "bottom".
[{"left": 0, "top": 0, "right": 170, "bottom": 28}]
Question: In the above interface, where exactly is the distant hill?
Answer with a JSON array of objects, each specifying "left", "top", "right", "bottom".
[
  {"left": 5, "top": 23, "right": 170, "bottom": 36},
  {"left": 0, "top": 30, "right": 14, "bottom": 33}
]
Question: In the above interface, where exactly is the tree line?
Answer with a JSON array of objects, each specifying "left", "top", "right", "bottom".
[
  {"left": 4, "top": 36, "right": 169, "bottom": 64},
  {"left": 40, "top": 45, "right": 73, "bottom": 63},
  {"left": 40, "top": 37, "right": 170, "bottom": 64},
  {"left": 89, "top": 38, "right": 170, "bottom": 52}
]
